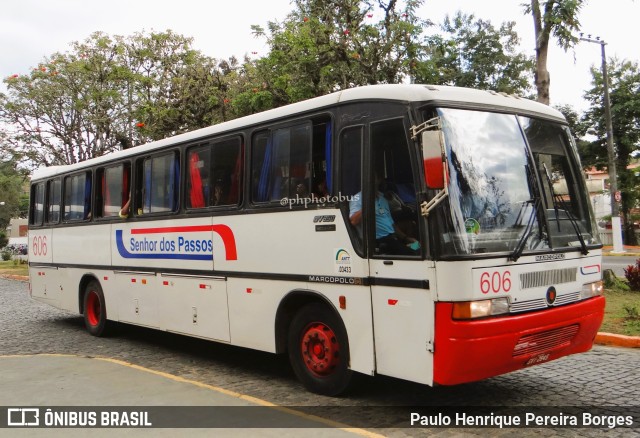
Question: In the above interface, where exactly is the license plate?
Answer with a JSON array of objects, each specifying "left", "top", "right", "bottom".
[{"left": 525, "top": 353, "right": 550, "bottom": 366}]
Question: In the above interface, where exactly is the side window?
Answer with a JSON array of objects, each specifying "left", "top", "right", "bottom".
[
  {"left": 251, "top": 123, "right": 312, "bottom": 203},
  {"left": 187, "top": 137, "right": 243, "bottom": 209},
  {"left": 137, "top": 152, "right": 179, "bottom": 214},
  {"left": 46, "top": 179, "right": 61, "bottom": 224},
  {"left": 214, "top": 138, "right": 243, "bottom": 206},
  {"left": 64, "top": 172, "right": 92, "bottom": 221},
  {"left": 187, "top": 144, "right": 211, "bottom": 209},
  {"left": 311, "top": 120, "right": 331, "bottom": 199},
  {"left": 98, "top": 163, "right": 131, "bottom": 218},
  {"left": 30, "top": 183, "right": 45, "bottom": 226},
  {"left": 370, "top": 118, "right": 420, "bottom": 257},
  {"left": 251, "top": 131, "right": 270, "bottom": 202},
  {"left": 340, "top": 126, "right": 363, "bottom": 249}
]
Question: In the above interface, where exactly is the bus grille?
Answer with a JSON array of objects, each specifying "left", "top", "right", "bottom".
[
  {"left": 520, "top": 268, "right": 577, "bottom": 289},
  {"left": 512, "top": 324, "right": 579, "bottom": 357},
  {"left": 510, "top": 291, "right": 581, "bottom": 313}
]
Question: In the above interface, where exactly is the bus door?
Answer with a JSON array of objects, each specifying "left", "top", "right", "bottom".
[{"left": 366, "top": 118, "right": 435, "bottom": 385}]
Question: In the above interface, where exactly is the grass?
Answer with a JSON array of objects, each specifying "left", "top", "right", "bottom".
[
  {"left": 601, "top": 279, "right": 640, "bottom": 336},
  {"left": 1, "top": 258, "right": 639, "bottom": 336},
  {"left": 0, "top": 259, "right": 28, "bottom": 277}
]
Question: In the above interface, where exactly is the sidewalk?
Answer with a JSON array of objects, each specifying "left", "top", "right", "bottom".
[
  {"left": 602, "top": 245, "right": 640, "bottom": 256},
  {"left": 0, "top": 354, "right": 373, "bottom": 436}
]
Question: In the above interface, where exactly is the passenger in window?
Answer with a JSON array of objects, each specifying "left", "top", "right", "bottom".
[
  {"left": 119, "top": 198, "right": 131, "bottom": 218},
  {"left": 212, "top": 179, "right": 226, "bottom": 206},
  {"left": 312, "top": 177, "right": 329, "bottom": 200},
  {"left": 294, "top": 179, "right": 309, "bottom": 198},
  {"left": 349, "top": 174, "right": 419, "bottom": 256},
  {"left": 380, "top": 180, "right": 417, "bottom": 237}
]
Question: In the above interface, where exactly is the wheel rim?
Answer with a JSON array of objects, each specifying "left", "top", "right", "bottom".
[
  {"left": 300, "top": 322, "right": 340, "bottom": 376},
  {"left": 86, "top": 290, "right": 101, "bottom": 327}
]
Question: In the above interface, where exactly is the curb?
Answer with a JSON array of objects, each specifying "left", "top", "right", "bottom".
[
  {"left": 2, "top": 275, "right": 639, "bottom": 348},
  {"left": 0, "top": 274, "right": 28, "bottom": 282},
  {"left": 594, "top": 332, "right": 640, "bottom": 348}
]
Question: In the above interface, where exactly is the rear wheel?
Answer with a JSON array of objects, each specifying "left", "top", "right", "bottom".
[
  {"left": 83, "top": 280, "right": 111, "bottom": 337},
  {"left": 288, "top": 303, "right": 352, "bottom": 396}
]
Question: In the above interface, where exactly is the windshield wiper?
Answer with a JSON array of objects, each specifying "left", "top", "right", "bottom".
[
  {"left": 542, "top": 163, "right": 588, "bottom": 255},
  {"left": 510, "top": 198, "right": 541, "bottom": 262},
  {"left": 510, "top": 163, "right": 547, "bottom": 262}
]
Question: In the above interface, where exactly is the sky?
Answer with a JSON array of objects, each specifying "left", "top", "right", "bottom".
[{"left": 1, "top": 0, "right": 638, "bottom": 113}]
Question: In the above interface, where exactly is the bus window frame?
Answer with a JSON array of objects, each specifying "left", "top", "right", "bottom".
[
  {"left": 62, "top": 171, "right": 93, "bottom": 223},
  {"left": 29, "top": 182, "right": 46, "bottom": 227},
  {"left": 249, "top": 120, "right": 313, "bottom": 207},
  {"left": 338, "top": 124, "right": 366, "bottom": 258},
  {"left": 366, "top": 115, "right": 424, "bottom": 260},
  {"left": 249, "top": 116, "right": 333, "bottom": 209},
  {"left": 46, "top": 178, "right": 62, "bottom": 225},
  {"left": 95, "top": 161, "right": 132, "bottom": 220},
  {"left": 184, "top": 134, "right": 244, "bottom": 212},
  {"left": 134, "top": 148, "right": 181, "bottom": 218}
]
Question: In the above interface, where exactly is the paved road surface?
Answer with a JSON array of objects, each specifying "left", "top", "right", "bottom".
[{"left": 1, "top": 279, "right": 638, "bottom": 436}]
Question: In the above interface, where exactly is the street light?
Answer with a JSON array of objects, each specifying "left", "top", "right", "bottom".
[{"left": 579, "top": 33, "right": 624, "bottom": 253}]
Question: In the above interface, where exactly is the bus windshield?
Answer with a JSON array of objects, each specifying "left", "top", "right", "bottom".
[{"left": 433, "top": 108, "right": 599, "bottom": 257}]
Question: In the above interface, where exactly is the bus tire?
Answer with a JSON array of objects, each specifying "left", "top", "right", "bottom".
[
  {"left": 83, "top": 280, "right": 111, "bottom": 337},
  {"left": 288, "top": 303, "right": 352, "bottom": 396}
]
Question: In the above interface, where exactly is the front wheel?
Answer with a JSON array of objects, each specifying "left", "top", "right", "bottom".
[
  {"left": 288, "top": 303, "right": 352, "bottom": 396},
  {"left": 83, "top": 280, "right": 112, "bottom": 337}
]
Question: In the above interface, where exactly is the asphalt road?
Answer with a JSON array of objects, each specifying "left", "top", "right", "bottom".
[
  {"left": 1, "top": 278, "right": 639, "bottom": 437},
  {"left": 603, "top": 255, "right": 638, "bottom": 278}
]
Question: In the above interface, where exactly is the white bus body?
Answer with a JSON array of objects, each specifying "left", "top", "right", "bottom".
[{"left": 29, "top": 84, "right": 604, "bottom": 395}]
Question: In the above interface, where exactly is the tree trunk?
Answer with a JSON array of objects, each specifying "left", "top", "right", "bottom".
[
  {"left": 531, "top": 0, "right": 551, "bottom": 105},
  {"left": 534, "top": 48, "right": 551, "bottom": 105}
]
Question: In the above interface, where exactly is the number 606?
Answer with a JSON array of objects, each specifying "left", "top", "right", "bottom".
[{"left": 480, "top": 271, "right": 511, "bottom": 294}]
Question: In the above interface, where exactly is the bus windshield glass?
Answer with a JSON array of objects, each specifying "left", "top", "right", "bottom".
[{"left": 433, "top": 108, "right": 598, "bottom": 257}]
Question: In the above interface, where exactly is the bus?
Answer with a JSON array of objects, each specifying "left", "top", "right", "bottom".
[{"left": 28, "top": 84, "right": 604, "bottom": 396}]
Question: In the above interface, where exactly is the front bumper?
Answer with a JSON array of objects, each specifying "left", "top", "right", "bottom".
[{"left": 433, "top": 296, "right": 605, "bottom": 385}]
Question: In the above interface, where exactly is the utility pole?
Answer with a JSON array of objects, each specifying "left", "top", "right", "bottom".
[{"left": 580, "top": 34, "right": 624, "bottom": 253}]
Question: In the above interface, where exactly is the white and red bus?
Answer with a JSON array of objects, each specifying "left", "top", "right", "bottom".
[{"left": 28, "top": 84, "right": 604, "bottom": 395}]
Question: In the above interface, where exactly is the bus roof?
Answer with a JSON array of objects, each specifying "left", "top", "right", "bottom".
[{"left": 31, "top": 84, "right": 565, "bottom": 181}]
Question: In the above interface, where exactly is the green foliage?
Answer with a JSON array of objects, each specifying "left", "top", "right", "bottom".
[
  {"left": 0, "top": 159, "right": 28, "bottom": 230},
  {"left": 1, "top": 250, "right": 11, "bottom": 262},
  {"left": 581, "top": 58, "right": 640, "bottom": 244},
  {"left": 250, "top": 0, "right": 429, "bottom": 106},
  {"left": 624, "top": 259, "right": 640, "bottom": 291},
  {"left": 623, "top": 304, "right": 640, "bottom": 320},
  {"left": 418, "top": 12, "right": 534, "bottom": 94},
  {"left": 0, "top": 1, "right": 560, "bottom": 169},
  {"left": 1, "top": 30, "right": 239, "bottom": 167}
]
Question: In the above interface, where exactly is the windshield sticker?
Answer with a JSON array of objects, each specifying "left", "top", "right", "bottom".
[
  {"left": 335, "top": 248, "right": 352, "bottom": 274},
  {"left": 464, "top": 218, "right": 480, "bottom": 235}
]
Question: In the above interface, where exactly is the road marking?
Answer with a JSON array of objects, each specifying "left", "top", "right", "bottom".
[{"left": 0, "top": 353, "right": 385, "bottom": 437}]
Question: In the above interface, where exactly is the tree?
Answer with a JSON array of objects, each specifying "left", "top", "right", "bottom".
[
  {"left": 417, "top": 11, "right": 534, "bottom": 94},
  {"left": 250, "top": 0, "right": 428, "bottom": 106},
  {"left": 0, "top": 30, "right": 223, "bottom": 168},
  {"left": 524, "top": 0, "right": 585, "bottom": 104},
  {"left": 581, "top": 58, "right": 640, "bottom": 244},
  {"left": 0, "top": 156, "right": 28, "bottom": 231}
]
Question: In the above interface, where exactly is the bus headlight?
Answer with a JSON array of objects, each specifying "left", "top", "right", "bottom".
[
  {"left": 452, "top": 297, "right": 510, "bottom": 320},
  {"left": 580, "top": 281, "right": 603, "bottom": 300}
]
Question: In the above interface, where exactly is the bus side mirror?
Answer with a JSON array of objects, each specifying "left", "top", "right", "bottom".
[{"left": 421, "top": 130, "right": 445, "bottom": 190}]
